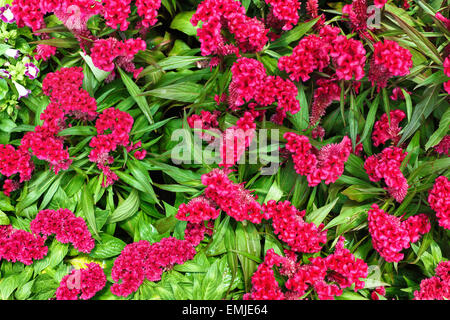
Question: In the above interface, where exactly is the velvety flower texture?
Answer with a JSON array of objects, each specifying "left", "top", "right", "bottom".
[
  {"left": 371, "top": 286, "right": 386, "bottom": 300},
  {"left": 284, "top": 133, "right": 352, "bottom": 187},
  {"left": 263, "top": 200, "right": 327, "bottom": 253},
  {"left": 243, "top": 249, "right": 286, "bottom": 300},
  {"left": 414, "top": 261, "right": 450, "bottom": 300},
  {"left": 330, "top": 35, "right": 366, "bottom": 81},
  {"left": 111, "top": 238, "right": 196, "bottom": 297},
  {"left": 342, "top": 0, "right": 370, "bottom": 35},
  {"left": 309, "top": 78, "right": 341, "bottom": 126},
  {"left": 0, "top": 144, "right": 34, "bottom": 183},
  {"left": 56, "top": 263, "right": 106, "bottom": 300},
  {"left": 444, "top": 57, "right": 450, "bottom": 94},
  {"left": 90, "top": 37, "right": 146, "bottom": 75},
  {"left": 11, "top": 0, "right": 44, "bottom": 31},
  {"left": 30, "top": 208, "right": 95, "bottom": 253},
  {"left": 89, "top": 107, "right": 135, "bottom": 187},
  {"left": 187, "top": 110, "right": 221, "bottom": 143},
  {"left": 176, "top": 197, "right": 220, "bottom": 223},
  {"left": 20, "top": 67, "right": 98, "bottom": 175},
  {"left": 279, "top": 35, "right": 330, "bottom": 82},
  {"left": 428, "top": 176, "right": 450, "bottom": 230},
  {"left": 219, "top": 112, "right": 256, "bottom": 167},
  {"left": 367, "top": 204, "right": 430, "bottom": 262},
  {"left": 364, "top": 146, "right": 409, "bottom": 203},
  {"left": 135, "top": 0, "right": 161, "bottom": 27},
  {"left": 228, "top": 57, "right": 300, "bottom": 123},
  {"left": 264, "top": 0, "right": 300, "bottom": 31},
  {"left": 0, "top": 225, "right": 48, "bottom": 265},
  {"left": 246, "top": 237, "right": 368, "bottom": 300},
  {"left": 434, "top": 135, "right": 450, "bottom": 156},
  {"left": 201, "top": 169, "right": 267, "bottom": 224},
  {"left": 102, "top": 0, "right": 132, "bottom": 31},
  {"left": 372, "top": 110, "right": 406, "bottom": 147},
  {"left": 191, "top": 0, "right": 268, "bottom": 57},
  {"left": 369, "top": 40, "right": 413, "bottom": 89},
  {"left": 2, "top": 179, "right": 20, "bottom": 196}
]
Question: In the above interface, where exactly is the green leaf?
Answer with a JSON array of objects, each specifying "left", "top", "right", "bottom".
[
  {"left": 170, "top": 11, "right": 198, "bottom": 36},
  {"left": 89, "top": 234, "right": 127, "bottom": 259},
  {"left": 398, "top": 85, "right": 440, "bottom": 145},
  {"left": 306, "top": 197, "right": 339, "bottom": 227},
  {"left": 425, "top": 108, "right": 450, "bottom": 150},
  {"left": 270, "top": 17, "right": 319, "bottom": 49},
  {"left": 118, "top": 67, "right": 154, "bottom": 125},
  {"left": 235, "top": 222, "right": 261, "bottom": 292},
  {"left": 127, "top": 159, "right": 159, "bottom": 204},
  {"left": 142, "top": 82, "right": 202, "bottom": 103},
  {"left": 108, "top": 189, "right": 140, "bottom": 224},
  {"left": 80, "top": 52, "right": 111, "bottom": 82},
  {"left": 81, "top": 184, "right": 99, "bottom": 238}
]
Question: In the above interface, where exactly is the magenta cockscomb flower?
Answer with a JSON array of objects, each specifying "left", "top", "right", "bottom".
[
  {"left": 428, "top": 176, "right": 450, "bottom": 230},
  {"left": 176, "top": 196, "right": 220, "bottom": 224},
  {"left": 414, "top": 261, "right": 450, "bottom": 300},
  {"left": 369, "top": 40, "right": 413, "bottom": 89},
  {"left": 111, "top": 238, "right": 196, "bottom": 297},
  {"left": 367, "top": 204, "right": 430, "bottom": 262},
  {"left": 263, "top": 200, "right": 327, "bottom": 253},
  {"left": 364, "top": 146, "right": 409, "bottom": 203},
  {"left": 90, "top": 37, "right": 146, "bottom": 76},
  {"left": 264, "top": 0, "right": 300, "bottom": 31},
  {"left": 0, "top": 225, "right": 48, "bottom": 265},
  {"left": 372, "top": 110, "right": 406, "bottom": 147},
  {"left": 201, "top": 169, "right": 267, "bottom": 224},
  {"left": 434, "top": 135, "right": 450, "bottom": 156},
  {"left": 56, "top": 263, "right": 106, "bottom": 300},
  {"left": 30, "top": 208, "right": 95, "bottom": 253},
  {"left": 284, "top": 133, "right": 352, "bottom": 186},
  {"left": 310, "top": 78, "right": 341, "bottom": 127}
]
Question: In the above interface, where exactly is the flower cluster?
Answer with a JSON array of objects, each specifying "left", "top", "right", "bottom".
[
  {"left": 176, "top": 197, "right": 220, "bottom": 223},
  {"left": 135, "top": 0, "right": 161, "bottom": 28},
  {"left": 201, "top": 169, "right": 266, "bottom": 223},
  {"left": 434, "top": 135, "right": 450, "bottom": 156},
  {"left": 414, "top": 261, "right": 450, "bottom": 300},
  {"left": 30, "top": 208, "right": 95, "bottom": 253},
  {"left": 364, "top": 146, "right": 409, "bottom": 203},
  {"left": 371, "top": 286, "right": 386, "bottom": 300},
  {"left": 330, "top": 35, "right": 367, "bottom": 81},
  {"left": 246, "top": 237, "right": 368, "bottom": 300},
  {"left": 90, "top": 37, "right": 146, "bottom": 77},
  {"left": 428, "top": 176, "right": 450, "bottom": 230},
  {"left": 372, "top": 110, "right": 406, "bottom": 147},
  {"left": 369, "top": 40, "right": 413, "bottom": 89},
  {"left": 284, "top": 133, "right": 352, "bottom": 186},
  {"left": 243, "top": 249, "right": 287, "bottom": 300},
  {"left": 191, "top": 0, "right": 269, "bottom": 57},
  {"left": 0, "top": 144, "right": 34, "bottom": 187},
  {"left": 444, "top": 57, "right": 450, "bottom": 94},
  {"left": 263, "top": 200, "right": 327, "bottom": 253},
  {"left": 367, "top": 204, "right": 430, "bottom": 262},
  {"left": 342, "top": 0, "right": 370, "bottom": 36},
  {"left": 187, "top": 110, "right": 221, "bottom": 143},
  {"left": 102, "top": 0, "right": 132, "bottom": 31},
  {"left": 89, "top": 108, "right": 136, "bottom": 187},
  {"left": 228, "top": 57, "right": 300, "bottom": 123},
  {"left": 264, "top": 0, "right": 300, "bottom": 31},
  {"left": 309, "top": 78, "right": 341, "bottom": 126},
  {"left": 220, "top": 112, "right": 256, "bottom": 167},
  {"left": 0, "top": 225, "right": 48, "bottom": 265},
  {"left": 278, "top": 35, "right": 330, "bottom": 82},
  {"left": 111, "top": 238, "right": 196, "bottom": 297},
  {"left": 56, "top": 263, "right": 106, "bottom": 300}
]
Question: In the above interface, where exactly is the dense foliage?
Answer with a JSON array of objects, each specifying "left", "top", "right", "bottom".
[{"left": 0, "top": 0, "right": 449, "bottom": 301}]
